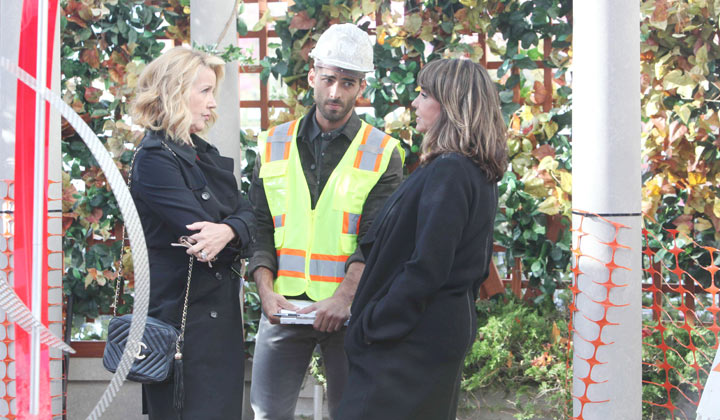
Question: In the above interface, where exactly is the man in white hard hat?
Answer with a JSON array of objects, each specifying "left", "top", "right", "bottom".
[{"left": 248, "top": 23, "right": 404, "bottom": 419}]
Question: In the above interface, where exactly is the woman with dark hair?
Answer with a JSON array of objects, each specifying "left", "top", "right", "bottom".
[
  {"left": 336, "top": 58, "right": 508, "bottom": 420},
  {"left": 129, "top": 46, "right": 254, "bottom": 419}
]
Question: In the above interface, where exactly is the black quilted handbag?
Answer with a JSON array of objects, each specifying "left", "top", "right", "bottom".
[
  {"left": 101, "top": 236, "right": 193, "bottom": 386},
  {"left": 103, "top": 314, "right": 180, "bottom": 383}
]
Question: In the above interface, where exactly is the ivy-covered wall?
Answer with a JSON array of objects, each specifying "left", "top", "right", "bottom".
[
  {"left": 640, "top": 1, "right": 720, "bottom": 276},
  {"left": 61, "top": 0, "right": 574, "bottom": 331},
  {"left": 61, "top": 0, "right": 720, "bottom": 353}
]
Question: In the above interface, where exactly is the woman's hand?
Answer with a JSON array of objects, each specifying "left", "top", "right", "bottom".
[{"left": 185, "top": 221, "right": 235, "bottom": 262}]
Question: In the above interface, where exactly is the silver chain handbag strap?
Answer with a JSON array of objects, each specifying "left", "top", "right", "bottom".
[{"left": 113, "top": 139, "right": 194, "bottom": 357}]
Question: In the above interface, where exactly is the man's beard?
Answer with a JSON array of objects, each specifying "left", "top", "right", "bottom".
[{"left": 317, "top": 97, "right": 353, "bottom": 122}]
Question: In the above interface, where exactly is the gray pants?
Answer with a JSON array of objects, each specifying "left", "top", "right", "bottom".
[{"left": 250, "top": 314, "right": 348, "bottom": 420}]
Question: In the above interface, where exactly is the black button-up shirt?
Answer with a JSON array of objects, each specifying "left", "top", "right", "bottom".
[{"left": 248, "top": 106, "right": 403, "bottom": 279}]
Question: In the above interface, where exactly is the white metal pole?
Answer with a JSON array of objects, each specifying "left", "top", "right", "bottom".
[
  {"left": 31, "top": 0, "right": 49, "bottom": 414},
  {"left": 572, "top": 1, "right": 641, "bottom": 419}
]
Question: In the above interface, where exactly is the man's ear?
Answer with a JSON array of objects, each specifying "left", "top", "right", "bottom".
[
  {"left": 308, "top": 67, "right": 316, "bottom": 89},
  {"left": 357, "top": 79, "right": 367, "bottom": 98}
]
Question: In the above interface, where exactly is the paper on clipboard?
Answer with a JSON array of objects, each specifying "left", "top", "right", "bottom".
[
  {"left": 274, "top": 299, "right": 316, "bottom": 325},
  {"left": 272, "top": 299, "right": 350, "bottom": 326}
]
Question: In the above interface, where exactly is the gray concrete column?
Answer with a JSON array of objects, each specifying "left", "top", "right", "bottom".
[
  {"left": 191, "top": 0, "right": 242, "bottom": 183},
  {"left": 572, "top": 1, "right": 641, "bottom": 419}
]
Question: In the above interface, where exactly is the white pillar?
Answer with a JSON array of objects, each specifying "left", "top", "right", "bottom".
[
  {"left": 0, "top": 0, "right": 22, "bottom": 178},
  {"left": 48, "top": 9, "right": 64, "bottom": 417},
  {"left": 190, "top": 0, "right": 242, "bottom": 183},
  {"left": 572, "top": 1, "right": 641, "bottom": 419},
  {"left": 0, "top": 2, "right": 21, "bottom": 418}
]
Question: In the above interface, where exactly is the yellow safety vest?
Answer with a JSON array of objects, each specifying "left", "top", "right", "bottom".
[{"left": 258, "top": 117, "right": 402, "bottom": 301}]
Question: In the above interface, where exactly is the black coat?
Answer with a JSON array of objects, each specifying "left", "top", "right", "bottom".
[
  {"left": 130, "top": 131, "right": 255, "bottom": 419},
  {"left": 336, "top": 153, "right": 498, "bottom": 420}
]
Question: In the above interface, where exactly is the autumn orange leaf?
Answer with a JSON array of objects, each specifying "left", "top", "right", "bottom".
[{"left": 289, "top": 11, "right": 316, "bottom": 30}]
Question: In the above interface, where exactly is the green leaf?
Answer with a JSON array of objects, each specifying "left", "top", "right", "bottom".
[
  {"left": 237, "top": 18, "right": 248, "bottom": 36},
  {"left": 550, "top": 246, "right": 563, "bottom": 261},
  {"left": 520, "top": 31, "right": 539, "bottom": 49},
  {"left": 514, "top": 56, "right": 538, "bottom": 69},
  {"left": 531, "top": 10, "right": 549, "bottom": 26},
  {"left": 557, "top": 86, "right": 571, "bottom": 98},
  {"left": 501, "top": 102, "right": 522, "bottom": 123},
  {"left": 77, "top": 28, "right": 92, "bottom": 41},
  {"left": 499, "top": 90, "right": 515, "bottom": 103},
  {"left": 272, "top": 61, "right": 289, "bottom": 76},
  {"left": 389, "top": 72, "right": 404, "bottom": 83},
  {"left": 117, "top": 19, "right": 128, "bottom": 34},
  {"left": 675, "top": 104, "right": 692, "bottom": 125},
  {"left": 505, "top": 74, "right": 520, "bottom": 89},
  {"left": 89, "top": 193, "right": 106, "bottom": 207},
  {"left": 405, "top": 14, "right": 422, "bottom": 34},
  {"left": 527, "top": 47, "right": 542, "bottom": 61},
  {"left": 252, "top": 10, "right": 272, "bottom": 32}
]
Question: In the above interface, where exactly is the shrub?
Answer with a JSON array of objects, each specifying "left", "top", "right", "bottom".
[{"left": 462, "top": 295, "right": 570, "bottom": 419}]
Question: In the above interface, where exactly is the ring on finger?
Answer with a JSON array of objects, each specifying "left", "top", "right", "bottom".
[{"left": 200, "top": 250, "right": 208, "bottom": 260}]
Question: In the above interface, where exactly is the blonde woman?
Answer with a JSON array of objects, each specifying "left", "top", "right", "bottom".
[
  {"left": 336, "top": 58, "right": 508, "bottom": 420},
  {"left": 130, "top": 47, "right": 254, "bottom": 419}
]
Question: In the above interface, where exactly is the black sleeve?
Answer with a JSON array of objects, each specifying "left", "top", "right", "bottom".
[
  {"left": 222, "top": 194, "right": 256, "bottom": 255},
  {"left": 247, "top": 159, "right": 278, "bottom": 276}
]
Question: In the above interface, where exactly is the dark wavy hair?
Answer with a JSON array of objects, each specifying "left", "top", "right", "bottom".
[{"left": 417, "top": 58, "right": 508, "bottom": 181}]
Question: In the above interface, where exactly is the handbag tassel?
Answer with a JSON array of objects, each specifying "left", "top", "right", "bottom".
[{"left": 173, "top": 351, "right": 184, "bottom": 412}]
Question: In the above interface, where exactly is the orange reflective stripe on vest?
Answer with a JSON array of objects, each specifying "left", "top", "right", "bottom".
[
  {"left": 309, "top": 253, "right": 348, "bottom": 283},
  {"left": 265, "top": 120, "right": 297, "bottom": 163},
  {"left": 342, "top": 211, "right": 361, "bottom": 235},
  {"left": 273, "top": 214, "right": 285, "bottom": 228},
  {"left": 353, "top": 124, "right": 392, "bottom": 172},
  {"left": 277, "top": 248, "right": 306, "bottom": 279}
]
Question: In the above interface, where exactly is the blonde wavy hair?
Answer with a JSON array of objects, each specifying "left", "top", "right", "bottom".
[
  {"left": 131, "top": 47, "right": 225, "bottom": 145},
  {"left": 417, "top": 58, "right": 508, "bottom": 182}
]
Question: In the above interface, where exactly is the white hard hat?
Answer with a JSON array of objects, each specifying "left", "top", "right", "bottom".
[{"left": 309, "top": 23, "right": 374, "bottom": 74}]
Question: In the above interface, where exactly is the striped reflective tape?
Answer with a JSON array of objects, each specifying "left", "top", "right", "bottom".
[
  {"left": 277, "top": 248, "right": 306, "bottom": 279},
  {"left": 265, "top": 120, "right": 297, "bottom": 163},
  {"left": 343, "top": 212, "right": 361, "bottom": 235},
  {"left": 273, "top": 214, "right": 285, "bottom": 228},
  {"left": 353, "top": 125, "right": 391, "bottom": 172},
  {"left": 309, "top": 254, "right": 348, "bottom": 283}
]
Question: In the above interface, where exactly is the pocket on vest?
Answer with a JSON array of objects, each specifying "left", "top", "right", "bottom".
[
  {"left": 339, "top": 233, "right": 357, "bottom": 254},
  {"left": 331, "top": 168, "right": 375, "bottom": 214}
]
